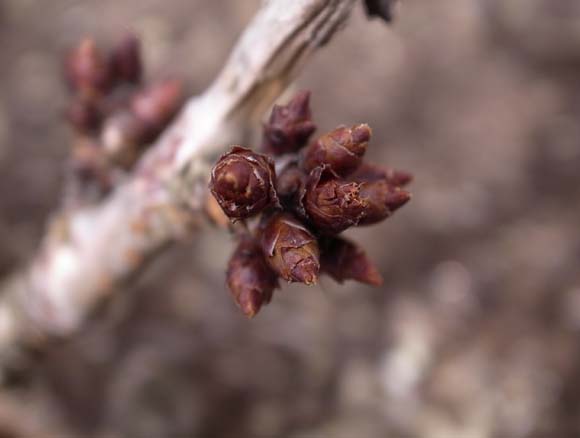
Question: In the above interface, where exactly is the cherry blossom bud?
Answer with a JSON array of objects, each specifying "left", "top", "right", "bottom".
[
  {"left": 131, "top": 78, "right": 183, "bottom": 139},
  {"left": 303, "top": 167, "right": 367, "bottom": 234},
  {"left": 350, "top": 162, "right": 413, "bottom": 187},
  {"left": 320, "top": 237, "right": 383, "bottom": 286},
  {"left": 65, "top": 38, "right": 112, "bottom": 97},
  {"left": 301, "top": 124, "right": 371, "bottom": 177},
  {"left": 358, "top": 180, "right": 411, "bottom": 225},
  {"left": 210, "top": 146, "right": 279, "bottom": 219},
  {"left": 227, "top": 238, "right": 279, "bottom": 318},
  {"left": 276, "top": 163, "right": 307, "bottom": 209},
  {"left": 260, "top": 213, "right": 320, "bottom": 285},
  {"left": 110, "top": 33, "right": 142, "bottom": 84},
  {"left": 262, "top": 90, "right": 316, "bottom": 155}
]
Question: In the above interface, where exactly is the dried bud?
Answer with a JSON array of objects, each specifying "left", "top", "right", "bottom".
[
  {"left": 320, "top": 237, "right": 383, "bottom": 286},
  {"left": 302, "top": 124, "right": 371, "bottom": 177},
  {"left": 303, "top": 167, "right": 367, "bottom": 234},
  {"left": 65, "top": 38, "right": 112, "bottom": 97},
  {"left": 351, "top": 162, "right": 413, "bottom": 187},
  {"left": 110, "top": 33, "right": 142, "bottom": 84},
  {"left": 364, "top": 0, "right": 398, "bottom": 23},
  {"left": 131, "top": 79, "right": 183, "bottom": 139},
  {"left": 66, "top": 99, "right": 102, "bottom": 133},
  {"left": 262, "top": 90, "right": 316, "bottom": 155},
  {"left": 227, "top": 238, "right": 279, "bottom": 318},
  {"left": 358, "top": 180, "right": 411, "bottom": 225},
  {"left": 260, "top": 213, "right": 320, "bottom": 285},
  {"left": 210, "top": 146, "right": 279, "bottom": 219},
  {"left": 276, "top": 163, "right": 307, "bottom": 210}
]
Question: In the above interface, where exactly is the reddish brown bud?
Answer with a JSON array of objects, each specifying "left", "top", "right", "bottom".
[
  {"left": 302, "top": 124, "right": 371, "bottom": 177},
  {"left": 262, "top": 90, "right": 316, "bottom": 155},
  {"left": 260, "top": 213, "right": 320, "bottom": 285},
  {"left": 358, "top": 180, "right": 411, "bottom": 225},
  {"left": 276, "top": 163, "right": 307, "bottom": 209},
  {"left": 350, "top": 162, "right": 413, "bottom": 187},
  {"left": 320, "top": 237, "right": 383, "bottom": 286},
  {"left": 66, "top": 99, "right": 102, "bottom": 133},
  {"left": 65, "top": 38, "right": 112, "bottom": 97},
  {"left": 303, "top": 167, "right": 367, "bottom": 234},
  {"left": 131, "top": 78, "right": 183, "bottom": 138},
  {"left": 110, "top": 33, "right": 142, "bottom": 84},
  {"left": 227, "top": 238, "right": 279, "bottom": 318},
  {"left": 210, "top": 146, "right": 279, "bottom": 219}
]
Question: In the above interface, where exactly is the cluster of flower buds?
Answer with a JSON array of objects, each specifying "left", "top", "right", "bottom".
[
  {"left": 63, "top": 34, "right": 183, "bottom": 200},
  {"left": 209, "top": 91, "right": 412, "bottom": 318}
]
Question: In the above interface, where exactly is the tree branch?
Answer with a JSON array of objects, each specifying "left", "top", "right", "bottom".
[{"left": 0, "top": 0, "right": 355, "bottom": 366}]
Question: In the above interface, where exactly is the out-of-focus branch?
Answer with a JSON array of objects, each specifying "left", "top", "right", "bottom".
[{"left": 0, "top": 0, "right": 355, "bottom": 367}]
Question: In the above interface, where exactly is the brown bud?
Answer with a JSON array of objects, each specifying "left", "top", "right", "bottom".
[
  {"left": 301, "top": 124, "right": 371, "bottom": 177},
  {"left": 260, "top": 213, "right": 320, "bottom": 285},
  {"left": 358, "top": 180, "right": 411, "bottom": 225},
  {"left": 227, "top": 238, "right": 279, "bottom": 318},
  {"left": 276, "top": 163, "right": 307, "bottom": 209},
  {"left": 65, "top": 38, "right": 112, "bottom": 97},
  {"left": 110, "top": 33, "right": 142, "bottom": 84},
  {"left": 210, "top": 146, "right": 279, "bottom": 219},
  {"left": 131, "top": 78, "right": 183, "bottom": 138},
  {"left": 364, "top": 0, "right": 398, "bottom": 23},
  {"left": 66, "top": 99, "right": 102, "bottom": 133},
  {"left": 350, "top": 162, "right": 413, "bottom": 187},
  {"left": 262, "top": 90, "right": 316, "bottom": 155},
  {"left": 303, "top": 167, "right": 367, "bottom": 234},
  {"left": 320, "top": 237, "right": 383, "bottom": 286}
]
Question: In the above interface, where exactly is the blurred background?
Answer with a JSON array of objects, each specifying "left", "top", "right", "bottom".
[{"left": 2, "top": 0, "right": 580, "bottom": 436}]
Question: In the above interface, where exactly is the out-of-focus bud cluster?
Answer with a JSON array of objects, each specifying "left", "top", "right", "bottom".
[
  {"left": 209, "top": 91, "right": 413, "bottom": 318},
  {"left": 63, "top": 34, "right": 184, "bottom": 201}
]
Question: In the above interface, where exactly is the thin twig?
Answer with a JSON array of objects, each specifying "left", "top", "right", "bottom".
[{"left": 0, "top": 0, "right": 355, "bottom": 369}]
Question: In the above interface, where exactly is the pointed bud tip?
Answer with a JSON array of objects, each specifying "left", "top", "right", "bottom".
[
  {"left": 362, "top": 268, "right": 384, "bottom": 286},
  {"left": 292, "top": 258, "right": 319, "bottom": 285},
  {"left": 352, "top": 124, "right": 372, "bottom": 144},
  {"left": 386, "top": 189, "right": 411, "bottom": 211}
]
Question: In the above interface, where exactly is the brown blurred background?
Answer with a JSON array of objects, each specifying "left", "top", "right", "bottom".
[{"left": 2, "top": 0, "right": 580, "bottom": 436}]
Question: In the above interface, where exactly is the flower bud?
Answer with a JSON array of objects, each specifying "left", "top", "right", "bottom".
[
  {"left": 110, "top": 33, "right": 142, "bottom": 84},
  {"left": 358, "top": 180, "right": 411, "bottom": 225},
  {"left": 210, "top": 146, "right": 279, "bottom": 219},
  {"left": 301, "top": 124, "right": 371, "bottom": 177},
  {"left": 65, "top": 38, "right": 112, "bottom": 97},
  {"left": 320, "top": 237, "right": 383, "bottom": 286},
  {"left": 350, "top": 162, "right": 413, "bottom": 187},
  {"left": 260, "top": 213, "right": 320, "bottom": 285},
  {"left": 131, "top": 78, "right": 183, "bottom": 139},
  {"left": 276, "top": 163, "right": 307, "bottom": 209},
  {"left": 227, "top": 238, "right": 279, "bottom": 318},
  {"left": 303, "top": 167, "right": 367, "bottom": 234},
  {"left": 262, "top": 90, "right": 316, "bottom": 155}
]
